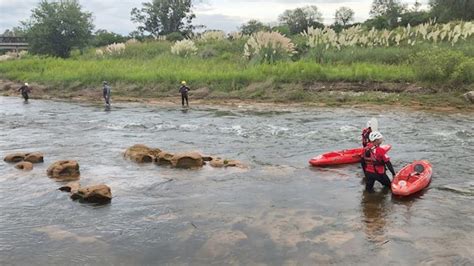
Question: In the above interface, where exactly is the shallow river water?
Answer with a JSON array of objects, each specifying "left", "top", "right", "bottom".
[{"left": 0, "top": 96, "right": 473, "bottom": 265}]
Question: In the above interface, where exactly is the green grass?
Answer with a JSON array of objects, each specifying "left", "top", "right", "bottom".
[
  {"left": 0, "top": 38, "right": 472, "bottom": 103},
  {"left": 0, "top": 55, "right": 416, "bottom": 90}
]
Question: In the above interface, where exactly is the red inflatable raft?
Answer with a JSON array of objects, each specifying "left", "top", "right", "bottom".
[
  {"left": 391, "top": 160, "right": 432, "bottom": 196},
  {"left": 309, "top": 145, "right": 392, "bottom": 167}
]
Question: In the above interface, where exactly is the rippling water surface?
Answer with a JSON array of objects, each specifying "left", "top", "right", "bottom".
[{"left": 1, "top": 97, "right": 473, "bottom": 265}]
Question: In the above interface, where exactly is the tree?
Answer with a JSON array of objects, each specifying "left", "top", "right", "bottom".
[
  {"left": 240, "top": 20, "right": 270, "bottom": 35},
  {"left": 370, "top": 0, "right": 406, "bottom": 28},
  {"left": 429, "top": 0, "right": 474, "bottom": 22},
  {"left": 412, "top": 0, "right": 422, "bottom": 12},
  {"left": 279, "top": 5, "right": 323, "bottom": 35},
  {"left": 334, "top": 7, "right": 355, "bottom": 26},
  {"left": 131, "top": 0, "right": 195, "bottom": 37},
  {"left": 92, "top": 30, "right": 127, "bottom": 47},
  {"left": 22, "top": 0, "right": 93, "bottom": 58},
  {"left": 2, "top": 27, "right": 25, "bottom": 37}
]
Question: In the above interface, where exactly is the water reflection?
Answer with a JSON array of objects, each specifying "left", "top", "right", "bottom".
[{"left": 360, "top": 189, "right": 391, "bottom": 243}]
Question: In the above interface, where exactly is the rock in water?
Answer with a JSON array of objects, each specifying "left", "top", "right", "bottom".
[
  {"left": 15, "top": 161, "right": 33, "bottom": 171},
  {"left": 124, "top": 144, "right": 161, "bottom": 163},
  {"left": 24, "top": 152, "right": 44, "bottom": 163},
  {"left": 157, "top": 151, "right": 174, "bottom": 165},
  {"left": 59, "top": 181, "right": 81, "bottom": 193},
  {"left": 4, "top": 152, "right": 44, "bottom": 163},
  {"left": 71, "top": 184, "right": 112, "bottom": 204},
  {"left": 209, "top": 157, "right": 246, "bottom": 168},
  {"left": 4, "top": 153, "right": 28, "bottom": 163},
  {"left": 47, "top": 160, "right": 80, "bottom": 181},
  {"left": 171, "top": 152, "right": 204, "bottom": 168}
]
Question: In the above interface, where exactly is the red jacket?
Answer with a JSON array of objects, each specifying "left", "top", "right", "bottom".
[{"left": 363, "top": 145, "right": 390, "bottom": 174}]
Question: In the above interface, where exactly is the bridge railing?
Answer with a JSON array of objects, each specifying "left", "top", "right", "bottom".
[{"left": 0, "top": 36, "right": 28, "bottom": 43}]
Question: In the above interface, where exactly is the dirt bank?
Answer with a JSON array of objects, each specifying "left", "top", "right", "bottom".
[{"left": 1, "top": 79, "right": 472, "bottom": 113}]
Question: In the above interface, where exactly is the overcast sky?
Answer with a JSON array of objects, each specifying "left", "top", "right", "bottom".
[{"left": 0, "top": 0, "right": 429, "bottom": 35}]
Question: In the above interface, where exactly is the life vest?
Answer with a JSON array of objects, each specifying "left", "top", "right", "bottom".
[
  {"left": 362, "top": 127, "right": 371, "bottom": 147},
  {"left": 363, "top": 145, "right": 386, "bottom": 174}
]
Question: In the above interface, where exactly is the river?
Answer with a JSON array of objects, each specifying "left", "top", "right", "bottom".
[{"left": 0, "top": 96, "right": 473, "bottom": 265}]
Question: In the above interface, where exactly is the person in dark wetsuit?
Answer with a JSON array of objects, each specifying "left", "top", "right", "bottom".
[
  {"left": 360, "top": 131, "right": 396, "bottom": 192},
  {"left": 18, "top": 83, "right": 31, "bottom": 102},
  {"left": 102, "top": 81, "right": 111, "bottom": 106},
  {"left": 179, "top": 81, "right": 190, "bottom": 107}
]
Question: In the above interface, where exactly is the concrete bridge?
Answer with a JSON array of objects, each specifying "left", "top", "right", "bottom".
[{"left": 0, "top": 36, "right": 29, "bottom": 51}]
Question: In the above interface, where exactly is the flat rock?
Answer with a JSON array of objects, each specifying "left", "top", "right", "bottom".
[
  {"left": 47, "top": 160, "right": 80, "bottom": 181},
  {"left": 124, "top": 144, "right": 161, "bottom": 163},
  {"left": 209, "top": 158, "right": 246, "bottom": 168},
  {"left": 4, "top": 152, "right": 44, "bottom": 163},
  {"left": 15, "top": 161, "right": 33, "bottom": 171},
  {"left": 71, "top": 184, "right": 112, "bottom": 204},
  {"left": 24, "top": 152, "right": 44, "bottom": 163},
  {"left": 157, "top": 151, "right": 174, "bottom": 165},
  {"left": 4, "top": 153, "right": 28, "bottom": 163},
  {"left": 171, "top": 152, "right": 204, "bottom": 168}
]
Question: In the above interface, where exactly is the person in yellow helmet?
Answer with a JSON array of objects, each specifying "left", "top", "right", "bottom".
[{"left": 179, "top": 80, "right": 190, "bottom": 107}]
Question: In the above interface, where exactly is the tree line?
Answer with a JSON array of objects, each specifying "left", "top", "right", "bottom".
[{"left": 2, "top": 0, "right": 473, "bottom": 58}]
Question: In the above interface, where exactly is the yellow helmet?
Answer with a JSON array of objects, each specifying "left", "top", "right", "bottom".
[{"left": 181, "top": 81, "right": 186, "bottom": 85}]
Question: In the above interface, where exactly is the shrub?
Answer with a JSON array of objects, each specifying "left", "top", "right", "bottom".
[
  {"left": 228, "top": 32, "right": 245, "bottom": 40},
  {"left": 452, "top": 58, "right": 474, "bottom": 83},
  {"left": 200, "top": 30, "right": 226, "bottom": 42},
  {"left": 199, "top": 47, "right": 217, "bottom": 59},
  {"left": 171, "top": 39, "right": 198, "bottom": 57},
  {"left": 166, "top": 32, "right": 184, "bottom": 42},
  {"left": 244, "top": 31, "right": 296, "bottom": 63},
  {"left": 413, "top": 49, "right": 466, "bottom": 82},
  {"left": 0, "top": 51, "right": 29, "bottom": 61},
  {"left": 121, "top": 41, "right": 171, "bottom": 59}
]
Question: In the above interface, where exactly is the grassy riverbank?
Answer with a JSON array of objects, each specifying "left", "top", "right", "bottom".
[{"left": 0, "top": 24, "right": 473, "bottom": 110}]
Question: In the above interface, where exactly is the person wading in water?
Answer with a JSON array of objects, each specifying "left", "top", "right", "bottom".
[
  {"left": 102, "top": 81, "right": 111, "bottom": 107},
  {"left": 361, "top": 131, "right": 396, "bottom": 192},
  {"left": 18, "top": 83, "right": 31, "bottom": 102},
  {"left": 179, "top": 81, "right": 190, "bottom": 107}
]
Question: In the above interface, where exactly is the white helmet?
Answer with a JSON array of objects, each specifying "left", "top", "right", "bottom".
[
  {"left": 369, "top": 131, "right": 383, "bottom": 142},
  {"left": 25, "top": 83, "right": 29, "bottom": 86}
]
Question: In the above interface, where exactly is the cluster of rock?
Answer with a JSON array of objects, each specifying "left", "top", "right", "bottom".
[
  {"left": 59, "top": 182, "right": 112, "bottom": 204},
  {"left": 46, "top": 160, "right": 112, "bottom": 204},
  {"left": 3, "top": 152, "right": 112, "bottom": 204},
  {"left": 124, "top": 144, "right": 246, "bottom": 169},
  {"left": 3, "top": 152, "right": 44, "bottom": 171}
]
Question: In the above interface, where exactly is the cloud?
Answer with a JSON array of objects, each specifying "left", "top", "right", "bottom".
[
  {"left": 194, "top": 13, "right": 244, "bottom": 32},
  {"left": 0, "top": 0, "right": 431, "bottom": 35}
]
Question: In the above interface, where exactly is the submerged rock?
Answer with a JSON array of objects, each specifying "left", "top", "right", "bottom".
[
  {"left": 157, "top": 151, "right": 174, "bottom": 165},
  {"left": 3, "top": 152, "right": 44, "bottom": 163},
  {"left": 463, "top": 91, "right": 474, "bottom": 103},
  {"left": 59, "top": 181, "right": 81, "bottom": 193},
  {"left": 209, "top": 158, "right": 226, "bottom": 168},
  {"left": 15, "top": 161, "right": 33, "bottom": 171},
  {"left": 209, "top": 157, "right": 246, "bottom": 168},
  {"left": 124, "top": 144, "right": 161, "bottom": 163},
  {"left": 225, "top": 160, "right": 246, "bottom": 168},
  {"left": 47, "top": 160, "right": 80, "bottom": 181},
  {"left": 70, "top": 184, "right": 112, "bottom": 204},
  {"left": 171, "top": 152, "right": 204, "bottom": 168}
]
